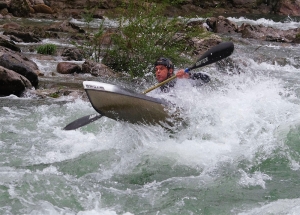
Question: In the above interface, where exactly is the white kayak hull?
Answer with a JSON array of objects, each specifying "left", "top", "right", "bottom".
[{"left": 83, "top": 81, "right": 171, "bottom": 125}]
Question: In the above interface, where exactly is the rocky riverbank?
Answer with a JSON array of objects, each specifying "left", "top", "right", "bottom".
[
  {"left": 2, "top": 0, "right": 300, "bottom": 19},
  {"left": 1, "top": 0, "right": 300, "bottom": 99}
]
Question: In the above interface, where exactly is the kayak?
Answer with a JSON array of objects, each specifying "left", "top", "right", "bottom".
[
  {"left": 83, "top": 81, "right": 172, "bottom": 125},
  {"left": 64, "top": 42, "right": 234, "bottom": 130}
]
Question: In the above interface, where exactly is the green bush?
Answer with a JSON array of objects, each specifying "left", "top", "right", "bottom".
[
  {"left": 36, "top": 44, "right": 57, "bottom": 55},
  {"left": 102, "top": 2, "right": 197, "bottom": 77},
  {"left": 80, "top": 0, "right": 210, "bottom": 78}
]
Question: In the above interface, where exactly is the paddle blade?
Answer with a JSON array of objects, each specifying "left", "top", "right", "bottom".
[
  {"left": 187, "top": 41, "right": 234, "bottom": 72},
  {"left": 63, "top": 114, "right": 103, "bottom": 130}
]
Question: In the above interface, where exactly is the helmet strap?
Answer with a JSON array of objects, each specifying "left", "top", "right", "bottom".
[{"left": 167, "top": 68, "right": 173, "bottom": 78}]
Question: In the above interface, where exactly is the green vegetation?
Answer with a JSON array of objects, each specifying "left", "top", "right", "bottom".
[
  {"left": 76, "top": 0, "right": 212, "bottom": 77},
  {"left": 71, "top": 8, "right": 106, "bottom": 62},
  {"left": 36, "top": 44, "right": 57, "bottom": 55},
  {"left": 102, "top": 9, "right": 192, "bottom": 76},
  {"left": 49, "top": 91, "right": 60, "bottom": 98}
]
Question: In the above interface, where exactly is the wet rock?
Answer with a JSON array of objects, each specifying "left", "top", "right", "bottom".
[
  {"left": 26, "top": 0, "right": 34, "bottom": 6},
  {"left": 206, "top": 16, "right": 238, "bottom": 34},
  {"left": 82, "top": 60, "right": 118, "bottom": 77},
  {"left": 0, "top": 66, "right": 32, "bottom": 96},
  {"left": 3, "top": 29, "right": 41, "bottom": 43},
  {"left": 0, "top": 46, "right": 39, "bottom": 87},
  {"left": 0, "top": 35, "right": 21, "bottom": 52},
  {"left": 215, "top": 57, "right": 243, "bottom": 75},
  {"left": 32, "top": 87, "right": 87, "bottom": 100},
  {"left": 34, "top": 0, "right": 45, "bottom": 4},
  {"left": 2, "top": 22, "right": 21, "bottom": 30},
  {"left": 0, "top": 8, "right": 12, "bottom": 17},
  {"left": 4, "top": 0, "right": 300, "bottom": 19},
  {"left": 92, "top": 9, "right": 105, "bottom": 19},
  {"left": 56, "top": 62, "right": 82, "bottom": 74},
  {"left": 28, "top": 6, "right": 35, "bottom": 13},
  {"left": 190, "top": 37, "right": 222, "bottom": 57},
  {"left": 61, "top": 48, "right": 83, "bottom": 61},
  {"left": 0, "top": 1, "right": 8, "bottom": 10},
  {"left": 10, "top": 0, "right": 31, "bottom": 17},
  {"left": 231, "top": 0, "right": 256, "bottom": 8},
  {"left": 239, "top": 23, "right": 300, "bottom": 43},
  {"left": 32, "top": 3, "right": 54, "bottom": 14},
  {"left": 18, "top": 24, "right": 59, "bottom": 39},
  {"left": 98, "top": 0, "right": 119, "bottom": 9},
  {"left": 278, "top": 1, "right": 300, "bottom": 16},
  {"left": 186, "top": 19, "right": 208, "bottom": 31},
  {"left": 47, "top": 20, "right": 85, "bottom": 33},
  {"left": 44, "top": 0, "right": 50, "bottom": 7},
  {"left": 181, "top": 3, "right": 205, "bottom": 14}
]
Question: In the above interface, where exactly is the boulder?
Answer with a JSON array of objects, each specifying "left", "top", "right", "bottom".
[
  {"left": 0, "top": 66, "right": 32, "bottom": 96},
  {"left": 0, "top": 47, "right": 39, "bottom": 87},
  {"left": 34, "top": 0, "right": 44, "bottom": 4},
  {"left": 44, "top": 0, "right": 50, "bottom": 7},
  {"left": 206, "top": 16, "right": 238, "bottom": 34},
  {"left": 92, "top": 9, "right": 105, "bottom": 19},
  {"left": 278, "top": 1, "right": 300, "bottom": 16},
  {"left": 82, "top": 60, "right": 118, "bottom": 77},
  {"left": 181, "top": 3, "right": 204, "bottom": 14},
  {"left": 10, "top": 0, "right": 31, "bottom": 17},
  {"left": 29, "top": 6, "right": 35, "bottom": 13},
  {"left": 3, "top": 30, "right": 41, "bottom": 43},
  {"left": 215, "top": 57, "right": 242, "bottom": 75},
  {"left": 0, "top": 8, "right": 9, "bottom": 16},
  {"left": 56, "top": 62, "right": 82, "bottom": 74},
  {"left": 190, "top": 37, "right": 222, "bottom": 56},
  {"left": 2, "top": 22, "right": 21, "bottom": 30},
  {"left": 32, "top": 4, "right": 54, "bottom": 14},
  {"left": 231, "top": 0, "right": 256, "bottom": 8},
  {"left": 47, "top": 20, "right": 85, "bottom": 33},
  {"left": 239, "top": 23, "right": 300, "bottom": 43},
  {"left": 61, "top": 48, "right": 83, "bottom": 61},
  {"left": 0, "top": 2, "right": 8, "bottom": 10},
  {"left": 98, "top": 0, "right": 119, "bottom": 9},
  {"left": 26, "top": 0, "right": 34, "bottom": 6},
  {"left": 0, "top": 35, "right": 21, "bottom": 52}
]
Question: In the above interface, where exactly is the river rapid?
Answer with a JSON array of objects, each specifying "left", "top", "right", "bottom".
[{"left": 1, "top": 16, "right": 300, "bottom": 215}]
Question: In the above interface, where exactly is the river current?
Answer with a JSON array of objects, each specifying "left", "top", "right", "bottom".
[{"left": 1, "top": 16, "right": 300, "bottom": 215}]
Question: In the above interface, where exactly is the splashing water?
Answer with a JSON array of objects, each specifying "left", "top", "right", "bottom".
[{"left": 1, "top": 17, "right": 300, "bottom": 215}]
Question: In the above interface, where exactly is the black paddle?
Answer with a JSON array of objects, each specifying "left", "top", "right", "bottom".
[
  {"left": 63, "top": 41, "right": 234, "bottom": 130},
  {"left": 63, "top": 114, "right": 103, "bottom": 130}
]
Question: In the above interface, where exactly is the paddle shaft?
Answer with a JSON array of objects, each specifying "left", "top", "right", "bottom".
[{"left": 143, "top": 75, "right": 177, "bottom": 94}]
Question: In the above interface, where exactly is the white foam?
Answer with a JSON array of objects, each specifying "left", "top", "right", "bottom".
[
  {"left": 238, "top": 170, "right": 272, "bottom": 189},
  {"left": 228, "top": 16, "right": 300, "bottom": 30},
  {"left": 238, "top": 198, "right": 300, "bottom": 215}
]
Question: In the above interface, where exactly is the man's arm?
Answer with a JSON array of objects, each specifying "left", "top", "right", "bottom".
[
  {"left": 176, "top": 70, "right": 210, "bottom": 83},
  {"left": 190, "top": 72, "right": 210, "bottom": 83}
]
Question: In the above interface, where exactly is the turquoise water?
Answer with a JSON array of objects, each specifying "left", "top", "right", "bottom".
[{"left": 1, "top": 17, "right": 300, "bottom": 215}]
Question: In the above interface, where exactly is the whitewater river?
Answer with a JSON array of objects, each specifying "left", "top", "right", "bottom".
[{"left": 1, "top": 16, "right": 300, "bottom": 214}]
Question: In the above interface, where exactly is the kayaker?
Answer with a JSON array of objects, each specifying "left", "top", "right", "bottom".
[{"left": 154, "top": 57, "right": 210, "bottom": 92}]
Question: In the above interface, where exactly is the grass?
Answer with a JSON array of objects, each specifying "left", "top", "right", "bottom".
[{"left": 36, "top": 44, "right": 57, "bottom": 55}]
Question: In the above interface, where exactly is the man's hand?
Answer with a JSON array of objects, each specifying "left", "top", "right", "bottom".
[{"left": 176, "top": 69, "right": 190, "bottom": 79}]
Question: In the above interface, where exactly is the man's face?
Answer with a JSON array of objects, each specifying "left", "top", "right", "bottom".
[{"left": 155, "top": 65, "right": 172, "bottom": 82}]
